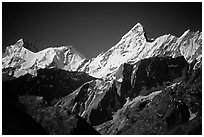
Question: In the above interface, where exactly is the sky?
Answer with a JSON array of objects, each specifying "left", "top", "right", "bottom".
[{"left": 2, "top": 2, "right": 202, "bottom": 58}]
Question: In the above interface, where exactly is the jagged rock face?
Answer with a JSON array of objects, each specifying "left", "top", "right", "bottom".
[
  {"left": 88, "top": 82, "right": 124, "bottom": 126},
  {"left": 117, "top": 63, "right": 133, "bottom": 99},
  {"left": 129, "top": 56, "right": 189, "bottom": 99},
  {"left": 95, "top": 65, "right": 201, "bottom": 135},
  {"left": 51, "top": 63, "right": 134, "bottom": 126},
  {"left": 54, "top": 79, "right": 114, "bottom": 124},
  {"left": 2, "top": 39, "right": 86, "bottom": 77},
  {"left": 3, "top": 68, "right": 95, "bottom": 104}
]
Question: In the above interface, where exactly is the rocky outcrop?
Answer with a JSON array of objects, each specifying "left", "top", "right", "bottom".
[{"left": 129, "top": 56, "right": 189, "bottom": 99}]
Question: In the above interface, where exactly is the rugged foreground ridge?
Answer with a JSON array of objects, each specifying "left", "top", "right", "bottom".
[{"left": 2, "top": 23, "right": 202, "bottom": 135}]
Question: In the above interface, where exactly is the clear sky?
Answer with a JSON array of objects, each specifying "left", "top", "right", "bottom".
[{"left": 2, "top": 2, "right": 202, "bottom": 58}]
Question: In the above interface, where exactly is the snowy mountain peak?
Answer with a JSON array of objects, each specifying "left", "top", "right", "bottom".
[
  {"left": 15, "top": 38, "right": 24, "bottom": 47},
  {"left": 122, "top": 23, "right": 145, "bottom": 40},
  {"left": 3, "top": 39, "right": 24, "bottom": 57},
  {"left": 3, "top": 39, "right": 86, "bottom": 77},
  {"left": 181, "top": 29, "right": 190, "bottom": 38},
  {"left": 3, "top": 38, "right": 39, "bottom": 58},
  {"left": 131, "top": 22, "right": 144, "bottom": 32}
]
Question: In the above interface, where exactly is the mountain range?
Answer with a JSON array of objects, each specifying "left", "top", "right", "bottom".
[{"left": 2, "top": 23, "right": 202, "bottom": 135}]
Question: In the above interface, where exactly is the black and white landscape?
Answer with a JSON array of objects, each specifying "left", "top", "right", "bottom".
[{"left": 2, "top": 2, "right": 202, "bottom": 135}]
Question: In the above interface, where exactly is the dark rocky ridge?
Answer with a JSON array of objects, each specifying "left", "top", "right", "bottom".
[
  {"left": 2, "top": 69, "right": 100, "bottom": 134},
  {"left": 95, "top": 58, "right": 201, "bottom": 135},
  {"left": 19, "top": 96, "right": 100, "bottom": 135},
  {"left": 129, "top": 56, "right": 189, "bottom": 98},
  {"left": 3, "top": 68, "right": 95, "bottom": 104},
  {"left": 2, "top": 86, "right": 48, "bottom": 134}
]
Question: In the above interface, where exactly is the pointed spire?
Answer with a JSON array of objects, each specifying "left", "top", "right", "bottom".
[
  {"left": 13, "top": 38, "right": 39, "bottom": 52},
  {"left": 14, "top": 38, "right": 24, "bottom": 47},
  {"left": 130, "top": 23, "right": 144, "bottom": 33},
  {"left": 122, "top": 23, "right": 145, "bottom": 40},
  {"left": 179, "top": 29, "right": 190, "bottom": 39}
]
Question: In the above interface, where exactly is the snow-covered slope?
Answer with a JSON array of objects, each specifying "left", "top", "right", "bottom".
[
  {"left": 79, "top": 23, "right": 202, "bottom": 78},
  {"left": 2, "top": 39, "right": 86, "bottom": 77}
]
